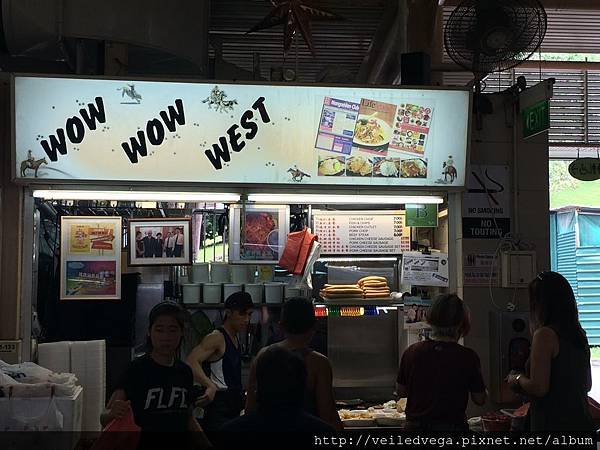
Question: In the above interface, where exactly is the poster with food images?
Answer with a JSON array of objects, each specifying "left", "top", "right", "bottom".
[
  {"left": 352, "top": 98, "right": 396, "bottom": 155},
  {"left": 314, "top": 96, "right": 437, "bottom": 182},
  {"left": 60, "top": 216, "right": 122, "bottom": 300},
  {"left": 69, "top": 222, "right": 118, "bottom": 256},
  {"left": 390, "top": 103, "right": 434, "bottom": 156},
  {"left": 229, "top": 205, "right": 290, "bottom": 264}
]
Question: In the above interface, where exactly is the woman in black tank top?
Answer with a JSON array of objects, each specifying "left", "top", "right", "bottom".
[{"left": 507, "top": 272, "right": 594, "bottom": 431}]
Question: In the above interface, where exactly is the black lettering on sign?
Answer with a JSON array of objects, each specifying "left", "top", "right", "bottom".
[
  {"left": 240, "top": 110, "right": 258, "bottom": 139},
  {"left": 204, "top": 137, "right": 231, "bottom": 170},
  {"left": 204, "top": 97, "right": 270, "bottom": 170},
  {"left": 121, "top": 99, "right": 186, "bottom": 164},
  {"left": 40, "top": 97, "right": 106, "bottom": 162},
  {"left": 227, "top": 125, "right": 245, "bottom": 153},
  {"left": 121, "top": 131, "right": 148, "bottom": 163},
  {"left": 159, "top": 99, "right": 185, "bottom": 132},
  {"left": 146, "top": 119, "right": 165, "bottom": 146},
  {"left": 65, "top": 117, "right": 85, "bottom": 144}
]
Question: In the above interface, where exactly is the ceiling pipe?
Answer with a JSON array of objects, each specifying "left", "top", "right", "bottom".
[{"left": 356, "top": 0, "right": 408, "bottom": 85}]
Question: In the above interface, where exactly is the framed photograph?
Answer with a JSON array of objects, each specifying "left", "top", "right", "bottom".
[
  {"left": 60, "top": 216, "right": 122, "bottom": 300},
  {"left": 128, "top": 218, "right": 192, "bottom": 266},
  {"left": 229, "top": 205, "right": 290, "bottom": 264}
]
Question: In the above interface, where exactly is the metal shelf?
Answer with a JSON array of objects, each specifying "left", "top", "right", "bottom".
[{"left": 183, "top": 303, "right": 284, "bottom": 309}]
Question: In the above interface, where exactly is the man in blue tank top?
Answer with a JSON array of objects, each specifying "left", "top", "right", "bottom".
[{"left": 186, "top": 292, "right": 253, "bottom": 432}]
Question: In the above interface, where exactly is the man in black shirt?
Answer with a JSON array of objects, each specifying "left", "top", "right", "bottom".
[{"left": 220, "top": 346, "right": 334, "bottom": 435}]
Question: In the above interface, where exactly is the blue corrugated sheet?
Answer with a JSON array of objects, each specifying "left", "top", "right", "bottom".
[
  {"left": 551, "top": 210, "right": 600, "bottom": 346},
  {"left": 576, "top": 247, "right": 600, "bottom": 345},
  {"left": 556, "top": 231, "right": 578, "bottom": 296}
]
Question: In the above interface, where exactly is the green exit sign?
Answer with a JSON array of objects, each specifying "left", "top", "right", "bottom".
[{"left": 522, "top": 100, "right": 550, "bottom": 139}]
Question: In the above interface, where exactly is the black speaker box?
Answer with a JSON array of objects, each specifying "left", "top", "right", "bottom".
[{"left": 401, "top": 52, "right": 431, "bottom": 86}]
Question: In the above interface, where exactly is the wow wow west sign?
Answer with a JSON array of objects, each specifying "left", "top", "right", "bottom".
[{"left": 13, "top": 76, "right": 470, "bottom": 187}]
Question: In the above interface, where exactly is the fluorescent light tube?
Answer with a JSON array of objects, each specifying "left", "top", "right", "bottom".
[
  {"left": 32, "top": 190, "right": 241, "bottom": 203},
  {"left": 247, "top": 194, "right": 444, "bottom": 204}
]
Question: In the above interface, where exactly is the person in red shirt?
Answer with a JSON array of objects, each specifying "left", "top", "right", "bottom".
[{"left": 397, "top": 294, "right": 487, "bottom": 431}]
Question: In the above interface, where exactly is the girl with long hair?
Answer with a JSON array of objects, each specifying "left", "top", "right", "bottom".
[{"left": 507, "top": 271, "right": 593, "bottom": 431}]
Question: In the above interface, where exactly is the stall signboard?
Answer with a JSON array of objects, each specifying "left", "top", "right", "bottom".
[
  {"left": 462, "top": 165, "right": 511, "bottom": 239},
  {"left": 13, "top": 76, "right": 470, "bottom": 188},
  {"left": 401, "top": 252, "right": 449, "bottom": 287},
  {"left": 312, "top": 210, "right": 411, "bottom": 255},
  {"left": 405, "top": 204, "right": 438, "bottom": 227}
]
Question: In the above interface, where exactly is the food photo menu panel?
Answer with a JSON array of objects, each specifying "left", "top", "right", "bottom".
[{"left": 315, "top": 96, "right": 435, "bottom": 183}]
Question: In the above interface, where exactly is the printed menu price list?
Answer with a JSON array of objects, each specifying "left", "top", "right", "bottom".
[{"left": 314, "top": 213, "right": 411, "bottom": 255}]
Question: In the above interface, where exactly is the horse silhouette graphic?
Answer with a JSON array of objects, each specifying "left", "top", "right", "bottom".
[{"left": 118, "top": 84, "right": 142, "bottom": 104}]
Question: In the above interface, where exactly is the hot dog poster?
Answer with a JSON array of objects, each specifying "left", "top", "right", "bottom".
[
  {"left": 14, "top": 76, "right": 470, "bottom": 188},
  {"left": 69, "top": 222, "right": 117, "bottom": 256},
  {"left": 60, "top": 216, "right": 122, "bottom": 300}
]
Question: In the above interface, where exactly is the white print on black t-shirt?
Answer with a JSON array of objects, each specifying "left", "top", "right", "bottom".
[{"left": 144, "top": 387, "right": 188, "bottom": 410}]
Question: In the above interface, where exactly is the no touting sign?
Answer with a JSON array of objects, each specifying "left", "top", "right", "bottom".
[{"left": 462, "top": 165, "right": 511, "bottom": 239}]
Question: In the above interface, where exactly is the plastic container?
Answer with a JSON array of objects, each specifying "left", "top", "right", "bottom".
[
  {"left": 244, "top": 283, "right": 264, "bottom": 304},
  {"left": 285, "top": 286, "right": 303, "bottom": 299},
  {"left": 182, "top": 283, "right": 201, "bottom": 304},
  {"left": 210, "top": 262, "right": 230, "bottom": 283},
  {"left": 223, "top": 283, "right": 243, "bottom": 301},
  {"left": 230, "top": 265, "right": 250, "bottom": 284},
  {"left": 190, "top": 263, "right": 209, "bottom": 283},
  {"left": 203, "top": 283, "right": 222, "bottom": 304},
  {"left": 265, "top": 282, "right": 284, "bottom": 304}
]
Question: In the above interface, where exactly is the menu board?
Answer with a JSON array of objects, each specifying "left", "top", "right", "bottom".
[
  {"left": 313, "top": 211, "right": 411, "bottom": 255},
  {"left": 316, "top": 96, "right": 435, "bottom": 182}
]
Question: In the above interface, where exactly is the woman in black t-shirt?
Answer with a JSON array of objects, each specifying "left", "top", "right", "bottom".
[
  {"left": 397, "top": 294, "right": 487, "bottom": 431},
  {"left": 101, "top": 302, "right": 211, "bottom": 449}
]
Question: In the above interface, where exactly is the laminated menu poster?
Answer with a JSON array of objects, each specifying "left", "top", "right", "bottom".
[
  {"left": 315, "top": 97, "right": 360, "bottom": 155},
  {"left": 401, "top": 252, "right": 449, "bottom": 287},
  {"left": 390, "top": 103, "right": 434, "bottom": 156},
  {"left": 229, "top": 205, "right": 290, "bottom": 264},
  {"left": 352, "top": 98, "right": 396, "bottom": 155},
  {"left": 312, "top": 211, "right": 411, "bottom": 255}
]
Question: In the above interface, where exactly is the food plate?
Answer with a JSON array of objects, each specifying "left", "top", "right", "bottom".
[
  {"left": 346, "top": 155, "right": 373, "bottom": 177},
  {"left": 342, "top": 418, "right": 376, "bottom": 428},
  {"left": 373, "top": 158, "right": 400, "bottom": 178},
  {"left": 400, "top": 158, "right": 427, "bottom": 178},
  {"left": 318, "top": 156, "right": 345, "bottom": 176},
  {"left": 354, "top": 116, "right": 391, "bottom": 147},
  {"left": 375, "top": 414, "right": 406, "bottom": 427}
]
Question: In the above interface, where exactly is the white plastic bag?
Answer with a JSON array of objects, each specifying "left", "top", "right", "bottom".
[
  {"left": 0, "top": 360, "right": 78, "bottom": 397},
  {"left": 1, "top": 394, "right": 64, "bottom": 431}
]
